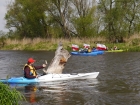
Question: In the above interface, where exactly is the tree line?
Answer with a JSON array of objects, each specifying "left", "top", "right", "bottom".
[{"left": 4, "top": 0, "right": 140, "bottom": 42}]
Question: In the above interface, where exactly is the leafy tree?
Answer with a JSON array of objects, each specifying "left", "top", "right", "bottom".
[
  {"left": 5, "top": 0, "right": 48, "bottom": 38},
  {"left": 45, "top": 0, "right": 72, "bottom": 38},
  {"left": 97, "top": 0, "right": 140, "bottom": 42},
  {"left": 121, "top": 0, "right": 140, "bottom": 35},
  {"left": 4, "top": 0, "right": 140, "bottom": 40},
  {"left": 97, "top": 0, "right": 121, "bottom": 42},
  {"left": 71, "top": 0, "right": 97, "bottom": 37}
]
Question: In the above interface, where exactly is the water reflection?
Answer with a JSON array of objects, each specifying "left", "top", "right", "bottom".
[
  {"left": 24, "top": 85, "right": 37, "bottom": 103},
  {"left": 37, "top": 79, "right": 99, "bottom": 105},
  {"left": 14, "top": 78, "right": 98, "bottom": 104},
  {"left": 8, "top": 83, "right": 39, "bottom": 104}
]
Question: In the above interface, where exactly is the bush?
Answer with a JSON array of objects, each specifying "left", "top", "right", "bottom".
[{"left": 0, "top": 82, "right": 25, "bottom": 105}]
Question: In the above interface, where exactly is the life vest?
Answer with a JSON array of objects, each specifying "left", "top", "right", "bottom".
[
  {"left": 23, "top": 64, "right": 37, "bottom": 76},
  {"left": 88, "top": 48, "right": 92, "bottom": 53}
]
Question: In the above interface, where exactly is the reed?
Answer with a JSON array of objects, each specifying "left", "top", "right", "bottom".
[
  {"left": 4, "top": 37, "right": 106, "bottom": 48},
  {"left": 1, "top": 35, "right": 140, "bottom": 51}
]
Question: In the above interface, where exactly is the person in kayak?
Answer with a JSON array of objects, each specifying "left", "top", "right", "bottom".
[
  {"left": 23, "top": 58, "right": 47, "bottom": 79},
  {"left": 87, "top": 47, "right": 92, "bottom": 53}
]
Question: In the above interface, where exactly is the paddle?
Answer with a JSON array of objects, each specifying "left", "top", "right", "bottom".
[
  {"left": 42, "top": 60, "right": 48, "bottom": 75},
  {"left": 36, "top": 60, "right": 48, "bottom": 77}
]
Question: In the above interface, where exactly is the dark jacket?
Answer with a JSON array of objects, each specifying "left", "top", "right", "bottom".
[{"left": 24, "top": 65, "right": 44, "bottom": 79}]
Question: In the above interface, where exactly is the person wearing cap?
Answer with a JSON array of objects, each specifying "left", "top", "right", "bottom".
[{"left": 23, "top": 58, "right": 47, "bottom": 79}]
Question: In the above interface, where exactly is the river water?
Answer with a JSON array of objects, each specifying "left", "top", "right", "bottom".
[{"left": 0, "top": 51, "right": 140, "bottom": 105}]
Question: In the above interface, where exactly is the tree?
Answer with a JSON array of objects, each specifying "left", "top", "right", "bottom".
[
  {"left": 45, "top": 0, "right": 72, "bottom": 38},
  {"left": 121, "top": 0, "right": 140, "bottom": 35},
  {"left": 97, "top": 0, "right": 140, "bottom": 42},
  {"left": 71, "top": 0, "right": 97, "bottom": 37},
  {"left": 5, "top": 0, "right": 140, "bottom": 40},
  {"left": 5, "top": 0, "right": 48, "bottom": 38}
]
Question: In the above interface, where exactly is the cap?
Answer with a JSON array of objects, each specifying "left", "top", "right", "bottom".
[{"left": 28, "top": 58, "right": 36, "bottom": 63}]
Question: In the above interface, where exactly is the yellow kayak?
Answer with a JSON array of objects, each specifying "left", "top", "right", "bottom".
[{"left": 105, "top": 49, "right": 123, "bottom": 52}]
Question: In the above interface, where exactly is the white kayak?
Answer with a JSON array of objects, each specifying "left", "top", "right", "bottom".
[
  {"left": 0, "top": 72, "right": 99, "bottom": 84},
  {"left": 38, "top": 72, "right": 99, "bottom": 82}
]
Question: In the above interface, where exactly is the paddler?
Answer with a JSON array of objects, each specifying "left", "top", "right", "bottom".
[{"left": 23, "top": 58, "right": 47, "bottom": 79}]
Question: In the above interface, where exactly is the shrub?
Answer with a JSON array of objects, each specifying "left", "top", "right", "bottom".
[{"left": 0, "top": 82, "right": 25, "bottom": 105}]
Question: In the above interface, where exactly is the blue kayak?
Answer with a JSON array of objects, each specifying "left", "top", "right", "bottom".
[
  {"left": 71, "top": 51, "right": 98, "bottom": 56},
  {"left": 0, "top": 77, "right": 38, "bottom": 84},
  {"left": 71, "top": 50, "right": 104, "bottom": 56},
  {"left": 92, "top": 49, "right": 105, "bottom": 54}
]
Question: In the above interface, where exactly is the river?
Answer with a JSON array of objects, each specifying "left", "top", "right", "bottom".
[{"left": 0, "top": 51, "right": 140, "bottom": 105}]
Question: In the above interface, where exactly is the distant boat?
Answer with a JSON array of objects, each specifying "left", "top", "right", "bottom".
[
  {"left": 71, "top": 50, "right": 104, "bottom": 56},
  {"left": 105, "top": 49, "right": 124, "bottom": 52}
]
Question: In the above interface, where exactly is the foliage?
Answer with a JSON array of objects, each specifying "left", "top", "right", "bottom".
[
  {"left": 3, "top": 0, "right": 140, "bottom": 42},
  {"left": 128, "top": 46, "right": 140, "bottom": 52},
  {"left": 2, "top": 44, "right": 20, "bottom": 50},
  {"left": 97, "top": 0, "right": 140, "bottom": 42},
  {"left": 0, "top": 82, "right": 25, "bottom": 105},
  {"left": 0, "top": 31, "right": 7, "bottom": 48},
  {"left": 0, "top": 30, "right": 6, "bottom": 37},
  {"left": 5, "top": 0, "right": 47, "bottom": 38},
  {"left": 71, "top": 0, "right": 97, "bottom": 37},
  {"left": 129, "top": 38, "right": 140, "bottom": 46},
  {"left": 0, "top": 36, "right": 6, "bottom": 46}
]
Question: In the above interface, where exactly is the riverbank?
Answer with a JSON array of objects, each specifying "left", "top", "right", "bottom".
[{"left": 0, "top": 35, "right": 140, "bottom": 51}]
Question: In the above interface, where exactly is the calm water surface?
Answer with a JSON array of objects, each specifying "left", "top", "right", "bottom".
[{"left": 0, "top": 51, "right": 140, "bottom": 105}]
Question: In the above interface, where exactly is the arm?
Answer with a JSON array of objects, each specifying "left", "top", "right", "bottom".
[
  {"left": 34, "top": 64, "right": 46, "bottom": 70},
  {"left": 34, "top": 65, "right": 44, "bottom": 70}
]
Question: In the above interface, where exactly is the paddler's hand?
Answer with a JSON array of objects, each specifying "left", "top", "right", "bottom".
[
  {"left": 36, "top": 75, "right": 39, "bottom": 78},
  {"left": 42, "top": 64, "right": 47, "bottom": 67}
]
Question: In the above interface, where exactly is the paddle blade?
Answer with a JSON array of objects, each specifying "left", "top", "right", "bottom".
[{"left": 45, "top": 60, "right": 47, "bottom": 64}]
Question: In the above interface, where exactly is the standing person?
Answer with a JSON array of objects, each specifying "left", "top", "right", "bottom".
[{"left": 23, "top": 58, "right": 47, "bottom": 79}]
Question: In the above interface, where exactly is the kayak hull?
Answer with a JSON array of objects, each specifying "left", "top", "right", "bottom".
[
  {"left": 105, "top": 49, "right": 123, "bottom": 52},
  {"left": 38, "top": 72, "right": 99, "bottom": 82},
  {"left": 71, "top": 51, "right": 104, "bottom": 56},
  {"left": 0, "top": 77, "right": 38, "bottom": 84},
  {"left": 92, "top": 50, "right": 105, "bottom": 55},
  {"left": 0, "top": 72, "right": 99, "bottom": 84}
]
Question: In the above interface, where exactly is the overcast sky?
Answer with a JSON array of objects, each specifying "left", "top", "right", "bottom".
[{"left": 0, "top": 0, "right": 14, "bottom": 32}]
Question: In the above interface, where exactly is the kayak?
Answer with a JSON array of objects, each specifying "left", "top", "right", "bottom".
[
  {"left": 92, "top": 49, "right": 105, "bottom": 54},
  {"left": 105, "top": 49, "right": 123, "bottom": 52},
  {"left": 71, "top": 52, "right": 97, "bottom": 56},
  {"left": 0, "top": 72, "right": 99, "bottom": 84},
  {"left": 71, "top": 51, "right": 104, "bottom": 56}
]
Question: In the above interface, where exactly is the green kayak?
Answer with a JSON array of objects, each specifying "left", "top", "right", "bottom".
[{"left": 105, "top": 49, "right": 123, "bottom": 52}]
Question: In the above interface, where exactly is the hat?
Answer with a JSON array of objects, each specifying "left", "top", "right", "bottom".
[{"left": 28, "top": 58, "right": 36, "bottom": 63}]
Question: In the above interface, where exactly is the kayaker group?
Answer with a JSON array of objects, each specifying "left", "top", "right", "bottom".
[
  {"left": 78, "top": 47, "right": 92, "bottom": 53},
  {"left": 72, "top": 43, "right": 108, "bottom": 53},
  {"left": 72, "top": 43, "right": 119, "bottom": 53}
]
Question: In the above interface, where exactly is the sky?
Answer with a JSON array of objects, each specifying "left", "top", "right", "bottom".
[{"left": 0, "top": 0, "right": 14, "bottom": 32}]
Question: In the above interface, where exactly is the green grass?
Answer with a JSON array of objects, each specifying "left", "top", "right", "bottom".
[{"left": 1, "top": 37, "right": 140, "bottom": 52}]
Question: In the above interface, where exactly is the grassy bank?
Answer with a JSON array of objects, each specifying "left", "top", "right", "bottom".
[{"left": 1, "top": 34, "right": 140, "bottom": 51}]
